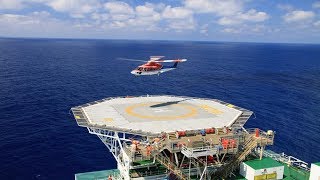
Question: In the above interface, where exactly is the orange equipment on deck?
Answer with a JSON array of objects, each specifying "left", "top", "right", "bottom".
[
  {"left": 176, "top": 131, "right": 186, "bottom": 138},
  {"left": 255, "top": 128, "right": 260, "bottom": 137},
  {"left": 229, "top": 139, "right": 236, "bottom": 148},
  {"left": 146, "top": 145, "right": 153, "bottom": 155},
  {"left": 205, "top": 128, "right": 215, "bottom": 134},
  {"left": 222, "top": 138, "right": 229, "bottom": 149}
]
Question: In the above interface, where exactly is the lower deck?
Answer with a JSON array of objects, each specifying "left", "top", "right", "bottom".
[
  {"left": 75, "top": 169, "right": 120, "bottom": 180},
  {"left": 74, "top": 159, "right": 310, "bottom": 180}
]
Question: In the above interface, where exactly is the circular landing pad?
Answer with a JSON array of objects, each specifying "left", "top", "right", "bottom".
[{"left": 125, "top": 102, "right": 198, "bottom": 120}]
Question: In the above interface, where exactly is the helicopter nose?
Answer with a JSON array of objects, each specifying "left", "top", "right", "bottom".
[{"left": 131, "top": 70, "right": 138, "bottom": 75}]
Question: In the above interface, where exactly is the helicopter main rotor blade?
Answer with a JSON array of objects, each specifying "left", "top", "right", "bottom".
[
  {"left": 117, "top": 57, "right": 148, "bottom": 62},
  {"left": 154, "top": 59, "right": 187, "bottom": 63}
]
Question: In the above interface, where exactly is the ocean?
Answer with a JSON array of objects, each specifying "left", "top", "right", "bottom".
[{"left": 0, "top": 38, "right": 319, "bottom": 179}]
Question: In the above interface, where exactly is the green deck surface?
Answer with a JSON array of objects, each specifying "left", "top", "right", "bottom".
[
  {"left": 283, "top": 164, "right": 310, "bottom": 180},
  {"left": 314, "top": 162, "right": 320, "bottom": 166},
  {"left": 132, "top": 159, "right": 154, "bottom": 166},
  {"left": 244, "top": 157, "right": 283, "bottom": 170},
  {"left": 75, "top": 169, "right": 119, "bottom": 180}
]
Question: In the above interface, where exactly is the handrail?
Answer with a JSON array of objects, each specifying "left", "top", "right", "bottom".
[
  {"left": 155, "top": 153, "right": 187, "bottom": 180},
  {"left": 184, "top": 145, "right": 217, "bottom": 152},
  {"left": 130, "top": 169, "right": 168, "bottom": 177},
  {"left": 261, "top": 150, "right": 310, "bottom": 171}
]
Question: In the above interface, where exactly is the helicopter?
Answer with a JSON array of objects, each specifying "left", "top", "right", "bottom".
[{"left": 119, "top": 56, "right": 187, "bottom": 76}]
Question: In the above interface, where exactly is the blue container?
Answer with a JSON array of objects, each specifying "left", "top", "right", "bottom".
[{"left": 200, "top": 129, "right": 206, "bottom": 136}]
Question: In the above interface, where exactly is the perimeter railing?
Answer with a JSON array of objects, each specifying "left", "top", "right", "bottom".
[{"left": 259, "top": 149, "right": 310, "bottom": 171}]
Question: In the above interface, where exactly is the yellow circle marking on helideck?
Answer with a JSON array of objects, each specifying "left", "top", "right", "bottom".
[
  {"left": 199, "top": 105, "right": 223, "bottom": 115},
  {"left": 227, "top": 104, "right": 234, "bottom": 108},
  {"left": 125, "top": 103, "right": 198, "bottom": 120},
  {"left": 104, "top": 118, "right": 113, "bottom": 122}
]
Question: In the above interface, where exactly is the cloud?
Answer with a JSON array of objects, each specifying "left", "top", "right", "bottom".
[
  {"left": 100, "top": 2, "right": 195, "bottom": 32},
  {"left": 99, "top": 2, "right": 162, "bottom": 31},
  {"left": 0, "top": 14, "right": 31, "bottom": 24},
  {"left": 0, "top": 12, "right": 76, "bottom": 37},
  {"left": 134, "top": 3, "right": 162, "bottom": 27},
  {"left": 238, "top": 9, "right": 269, "bottom": 22},
  {"left": 31, "top": 11, "right": 51, "bottom": 18},
  {"left": 218, "top": 17, "right": 241, "bottom": 25},
  {"left": 104, "top": 1, "right": 134, "bottom": 21},
  {"left": 136, "top": 5, "right": 155, "bottom": 16},
  {"left": 314, "top": 21, "right": 320, "bottom": 27},
  {"left": 251, "top": 24, "right": 268, "bottom": 33},
  {"left": 0, "top": 0, "right": 24, "bottom": 10},
  {"left": 0, "top": 0, "right": 101, "bottom": 18},
  {"left": 277, "top": 4, "right": 294, "bottom": 11},
  {"left": 218, "top": 9, "right": 269, "bottom": 25},
  {"left": 283, "top": 10, "right": 315, "bottom": 23},
  {"left": 91, "top": 13, "right": 109, "bottom": 21},
  {"left": 37, "top": 0, "right": 101, "bottom": 18},
  {"left": 183, "top": 0, "right": 242, "bottom": 16},
  {"left": 166, "top": 18, "right": 196, "bottom": 31},
  {"left": 128, "top": 6, "right": 161, "bottom": 30},
  {"left": 104, "top": 1, "right": 134, "bottom": 15},
  {"left": 222, "top": 28, "right": 240, "bottom": 34},
  {"left": 161, "top": 5, "right": 195, "bottom": 31},
  {"left": 183, "top": 0, "right": 269, "bottom": 32},
  {"left": 109, "top": 21, "right": 126, "bottom": 28},
  {"left": 221, "top": 24, "right": 276, "bottom": 34},
  {"left": 0, "top": 11, "right": 53, "bottom": 26},
  {"left": 312, "top": 1, "right": 320, "bottom": 8},
  {"left": 162, "top": 6, "right": 193, "bottom": 19},
  {"left": 200, "top": 24, "right": 209, "bottom": 36}
]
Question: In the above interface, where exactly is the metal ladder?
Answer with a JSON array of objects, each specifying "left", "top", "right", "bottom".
[
  {"left": 213, "top": 135, "right": 258, "bottom": 179},
  {"left": 155, "top": 152, "right": 188, "bottom": 180}
]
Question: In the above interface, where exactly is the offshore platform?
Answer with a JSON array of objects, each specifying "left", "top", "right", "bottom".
[{"left": 71, "top": 95, "right": 319, "bottom": 180}]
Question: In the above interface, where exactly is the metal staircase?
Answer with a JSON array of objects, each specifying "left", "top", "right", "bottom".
[
  {"left": 213, "top": 135, "right": 258, "bottom": 179},
  {"left": 155, "top": 152, "right": 188, "bottom": 180}
]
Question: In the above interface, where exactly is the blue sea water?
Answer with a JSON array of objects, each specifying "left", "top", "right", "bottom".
[{"left": 0, "top": 38, "right": 319, "bottom": 179}]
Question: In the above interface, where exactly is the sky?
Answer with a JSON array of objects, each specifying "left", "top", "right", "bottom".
[{"left": 0, "top": 0, "right": 320, "bottom": 43}]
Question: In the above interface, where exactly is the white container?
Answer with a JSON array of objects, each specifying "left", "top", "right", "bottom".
[
  {"left": 240, "top": 158, "right": 284, "bottom": 180},
  {"left": 310, "top": 163, "right": 320, "bottom": 180}
]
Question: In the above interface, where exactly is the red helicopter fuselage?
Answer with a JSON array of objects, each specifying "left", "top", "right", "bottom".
[{"left": 131, "top": 61, "right": 163, "bottom": 75}]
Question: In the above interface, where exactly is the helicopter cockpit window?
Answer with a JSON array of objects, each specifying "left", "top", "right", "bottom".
[{"left": 137, "top": 67, "right": 142, "bottom": 71}]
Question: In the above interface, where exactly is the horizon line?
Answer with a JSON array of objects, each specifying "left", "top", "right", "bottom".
[{"left": 0, "top": 36, "right": 319, "bottom": 46}]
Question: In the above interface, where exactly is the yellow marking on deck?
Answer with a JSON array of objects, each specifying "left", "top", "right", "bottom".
[
  {"left": 227, "top": 104, "right": 234, "bottom": 108},
  {"left": 199, "top": 105, "right": 223, "bottom": 115},
  {"left": 125, "top": 103, "right": 198, "bottom": 120},
  {"left": 75, "top": 115, "right": 81, "bottom": 119},
  {"left": 104, "top": 118, "right": 113, "bottom": 122}
]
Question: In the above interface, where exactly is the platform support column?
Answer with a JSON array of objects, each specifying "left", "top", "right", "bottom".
[
  {"left": 260, "top": 146, "right": 264, "bottom": 160},
  {"left": 189, "top": 159, "right": 191, "bottom": 179},
  {"left": 174, "top": 152, "right": 179, "bottom": 166},
  {"left": 87, "top": 127, "right": 133, "bottom": 180}
]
